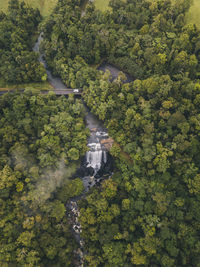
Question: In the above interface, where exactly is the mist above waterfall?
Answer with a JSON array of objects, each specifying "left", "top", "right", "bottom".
[{"left": 28, "top": 161, "right": 77, "bottom": 206}]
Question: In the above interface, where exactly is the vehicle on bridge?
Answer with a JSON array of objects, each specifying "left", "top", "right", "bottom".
[{"left": 73, "top": 89, "right": 79, "bottom": 93}]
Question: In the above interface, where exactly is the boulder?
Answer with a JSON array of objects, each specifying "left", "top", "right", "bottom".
[
  {"left": 86, "top": 166, "right": 94, "bottom": 176},
  {"left": 91, "top": 128, "right": 97, "bottom": 132},
  {"left": 100, "top": 138, "right": 114, "bottom": 150}
]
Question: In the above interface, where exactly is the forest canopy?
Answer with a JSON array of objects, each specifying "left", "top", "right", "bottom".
[
  {"left": 0, "top": 0, "right": 47, "bottom": 84},
  {"left": 0, "top": 90, "right": 88, "bottom": 266},
  {"left": 41, "top": 0, "right": 200, "bottom": 266},
  {"left": 1, "top": 0, "right": 200, "bottom": 266}
]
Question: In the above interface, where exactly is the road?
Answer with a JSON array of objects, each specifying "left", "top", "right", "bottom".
[{"left": 0, "top": 89, "right": 83, "bottom": 96}]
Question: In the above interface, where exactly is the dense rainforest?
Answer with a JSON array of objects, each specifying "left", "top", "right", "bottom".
[
  {"left": 0, "top": 0, "right": 47, "bottom": 84},
  {"left": 41, "top": 0, "right": 200, "bottom": 266},
  {"left": 1, "top": 0, "right": 200, "bottom": 266},
  {"left": 0, "top": 89, "right": 89, "bottom": 266}
]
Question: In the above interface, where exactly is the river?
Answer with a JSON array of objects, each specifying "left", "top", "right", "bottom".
[
  {"left": 33, "top": 34, "right": 116, "bottom": 267},
  {"left": 33, "top": 34, "right": 69, "bottom": 90}
]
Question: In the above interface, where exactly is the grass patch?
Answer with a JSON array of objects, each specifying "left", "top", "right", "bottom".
[
  {"left": 0, "top": 0, "right": 8, "bottom": 13},
  {"left": 0, "top": 0, "right": 58, "bottom": 17},
  {"left": 0, "top": 79, "right": 53, "bottom": 91},
  {"left": 94, "top": 0, "right": 110, "bottom": 12},
  {"left": 186, "top": 0, "right": 200, "bottom": 27},
  {"left": 94, "top": 0, "right": 126, "bottom": 12}
]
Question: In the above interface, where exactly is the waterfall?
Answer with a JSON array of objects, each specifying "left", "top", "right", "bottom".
[
  {"left": 86, "top": 143, "right": 104, "bottom": 173},
  {"left": 86, "top": 150, "right": 102, "bottom": 172}
]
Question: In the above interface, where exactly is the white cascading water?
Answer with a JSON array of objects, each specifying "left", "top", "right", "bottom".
[{"left": 86, "top": 143, "right": 104, "bottom": 173}]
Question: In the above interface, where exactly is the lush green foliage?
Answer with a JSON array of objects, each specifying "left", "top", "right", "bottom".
[
  {"left": 0, "top": 0, "right": 47, "bottom": 84},
  {"left": 42, "top": 0, "right": 101, "bottom": 88},
  {"left": 82, "top": 75, "right": 200, "bottom": 266},
  {"left": 42, "top": 0, "right": 200, "bottom": 266},
  {"left": 0, "top": 90, "right": 88, "bottom": 266},
  {"left": 1, "top": 0, "right": 200, "bottom": 266},
  {"left": 81, "top": 1, "right": 200, "bottom": 266},
  {"left": 42, "top": 0, "right": 199, "bottom": 84}
]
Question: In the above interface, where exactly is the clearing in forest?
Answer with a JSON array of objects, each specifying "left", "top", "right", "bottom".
[
  {"left": 186, "top": 0, "right": 200, "bottom": 27},
  {"left": 0, "top": 0, "right": 58, "bottom": 17},
  {"left": 94, "top": 0, "right": 110, "bottom": 11}
]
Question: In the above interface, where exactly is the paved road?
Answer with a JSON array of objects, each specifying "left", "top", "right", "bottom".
[{"left": 0, "top": 89, "right": 82, "bottom": 96}]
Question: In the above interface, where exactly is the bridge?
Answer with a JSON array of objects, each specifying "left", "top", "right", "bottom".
[
  {"left": 0, "top": 89, "right": 83, "bottom": 96},
  {"left": 51, "top": 89, "right": 82, "bottom": 95}
]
